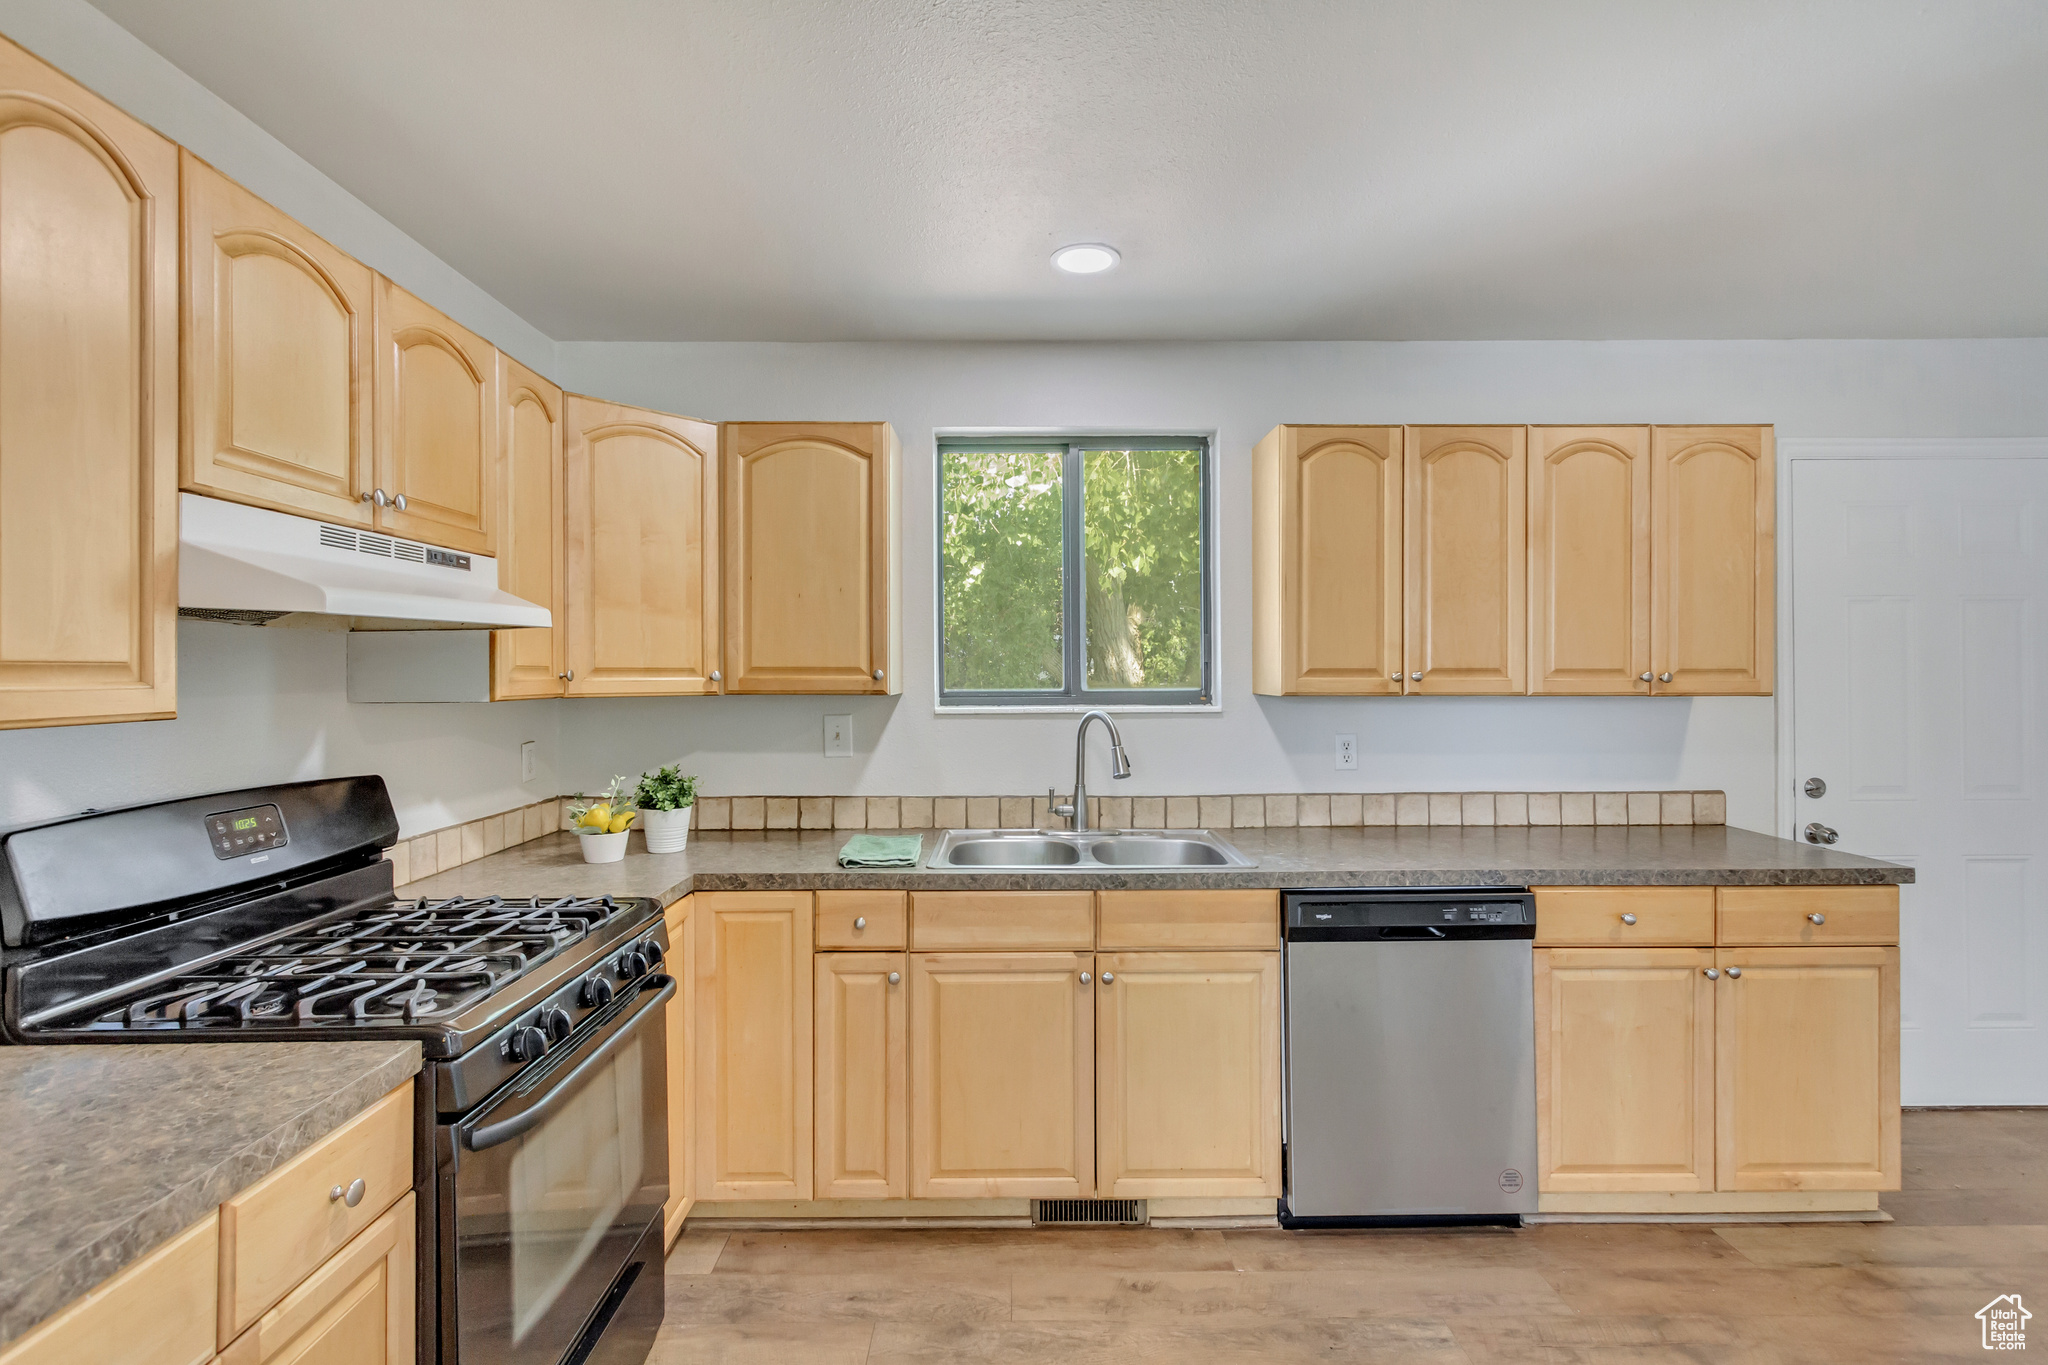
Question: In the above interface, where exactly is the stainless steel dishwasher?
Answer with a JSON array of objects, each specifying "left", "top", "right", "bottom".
[{"left": 1281, "top": 887, "right": 1538, "bottom": 1227}]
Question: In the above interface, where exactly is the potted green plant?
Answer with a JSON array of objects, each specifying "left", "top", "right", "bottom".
[
  {"left": 635, "top": 765, "right": 698, "bottom": 853},
  {"left": 566, "top": 775, "right": 636, "bottom": 863}
]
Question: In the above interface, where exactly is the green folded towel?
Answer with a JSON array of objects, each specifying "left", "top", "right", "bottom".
[{"left": 838, "top": 833, "right": 923, "bottom": 867}]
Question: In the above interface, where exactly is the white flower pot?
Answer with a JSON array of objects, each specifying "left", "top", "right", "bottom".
[
  {"left": 578, "top": 830, "right": 630, "bottom": 863},
  {"left": 641, "top": 806, "right": 693, "bottom": 854}
]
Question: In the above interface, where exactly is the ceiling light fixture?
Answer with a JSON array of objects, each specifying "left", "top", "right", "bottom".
[{"left": 1052, "top": 243, "right": 1120, "bottom": 275}]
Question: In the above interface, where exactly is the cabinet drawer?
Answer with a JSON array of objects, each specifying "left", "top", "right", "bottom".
[
  {"left": 910, "top": 892, "right": 1094, "bottom": 950},
  {"left": 1535, "top": 888, "right": 1715, "bottom": 945},
  {"left": 817, "top": 890, "right": 907, "bottom": 948},
  {"left": 0, "top": 1214, "right": 218, "bottom": 1365},
  {"left": 217, "top": 1193, "right": 414, "bottom": 1365},
  {"left": 1097, "top": 891, "right": 1278, "bottom": 950},
  {"left": 1717, "top": 886, "right": 1899, "bottom": 946},
  {"left": 218, "top": 1084, "right": 413, "bottom": 1344}
]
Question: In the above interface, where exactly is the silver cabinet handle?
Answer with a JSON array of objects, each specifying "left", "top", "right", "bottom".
[
  {"left": 1704, "top": 967, "right": 1719, "bottom": 979},
  {"left": 873, "top": 668, "right": 885, "bottom": 681},
  {"left": 1101, "top": 972, "right": 1115, "bottom": 984},
  {"left": 559, "top": 669, "right": 574, "bottom": 682},
  {"left": 887, "top": 971, "right": 900, "bottom": 985},
  {"left": 1808, "top": 913, "right": 1826, "bottom": 925},
  {"left": 391, "top": 493, "right": 408, "bottom": 511},
  {"left": 362, "top": 488, "right": 390, "bottom": 508},
  {"left": 853, "top": 917, "right": 867, "bottom": 930},
  {"left": 1658, "top": 672, "right": 1673, "bottom": 683},
  {"left": 1079, "top": 971, "right": 1091, "bottom": 985},
  {"left": 1639, "top": 672, "right": 1652, "bottom": 682},
  {"left": 1410, "top": 671, "right": 1423, "bottom": 681},
  {"left": 710, "top": 670, "right": 722, "bottom": 682},
  {"left": 1726, "top": 966, "right": 1742, "bottom": 979},
  {"left": 1621, "top": 913, "right": 1637, "bottom": 925},
  {"left": 1390, "top": 672, "right": 1401, "bottom": 681},
  {"left": 330, "top": 1177, "right": 366, "bottom": 1207}
]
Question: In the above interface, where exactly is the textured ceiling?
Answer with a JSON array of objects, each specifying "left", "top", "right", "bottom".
[{"left": 88, "top": 0, "right": 2048, "bottom": 341}]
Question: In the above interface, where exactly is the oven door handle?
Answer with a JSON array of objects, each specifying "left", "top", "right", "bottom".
[{"left": 464, "top": 974, "right": 676, "bottom": 1152}]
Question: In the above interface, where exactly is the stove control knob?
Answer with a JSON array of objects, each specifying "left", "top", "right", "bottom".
[
  {"left": 639, "top": 938, "right": 664, "bottom": 968},
  {"left": 538, "top": 1007, "right": 574, "bottom": 1043},
  {"left": 618, "top": 949, "right": 648, "bottom": 979},
  {"left": 580, "top": 975, "right": 615, "bottom": 1009},
  {"left": 508, "top": 1025, "right": 549, "bottom": 1064}
]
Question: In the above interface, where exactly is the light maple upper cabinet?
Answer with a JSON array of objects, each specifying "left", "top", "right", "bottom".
[
  {"left": 1529, "top": 426, "right": 1650, "bottom": 695},
  {"left": 814, "top": 950, "right": 909, "bottom": 1199},
  {"left": 1650, "top": 425, "right": 1774, "bottom": 695},
  {"left": 0, "top": 37, "right": 178, "bottom": 731},
  {"left": 372, "top": 277, "right": 497, "bottom": 555},
  {"left": 722, "top": 422, "right": 900, "bottom": 694},
  {"left": 1251, "top": 426, "right": 1404, "bottom": 695},
  {"left": 181, "top": 152, "right": 375, "bottom": 527},
  {"left": 564, "top": 396, "right": 720, "bottom": 696},
  {"left": 1405, "top": 426, "right": 1527, "bottom": 694},
  {"left": 694, "top": 891, "right": 813, "bottom": 1202},
  {"left": 910, "top": 951, "right": 1094, "bottom": 1199},
  {"left": 489, "top": 354, "right": 565, "bottom": 700},
  {"left": 1096, "top": 951, "right": 1281, "bottom": 1198}
]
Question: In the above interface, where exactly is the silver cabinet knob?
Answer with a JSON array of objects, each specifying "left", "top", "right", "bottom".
[
  {"left": 1804, "top": 823, "right": 1839, "bottom": 845},
  {"left": 362, "top": 488, "right": 390, "bottom": 508},
  {"left": 1410, "top": 671, "right": 1423, "bottom": 681},
  {"left": 391, "top": 493, "right": 408, "bottom": 511},
  {"left": 559, "top": 668, "right": 574, "bottom": 682},
  {"left": 1390, "top": 672, "right": 1401, "bottom": 681},
  {"left": 710, "top": 670, "right": 722, "bottom": 682},
  {"left": 1658, "top": 672, "right": 1673, "bottom": 683},
  {"left": 887, "top": 971, "right": 900, "bottom": 985},
  {"left": 1079, "top": 971, "right": 1091, "bottom": 985},
  {"left": 1704, "top": 967, "right": 1719, "bottom": 979},
  {"left": 853, "top": 916, "right": 867, "bottom": 930},
  {"left": 1639, "top": 672, "right": 1652, "bottom": 683},
  {"left": 1101, "top": 972, "right": 1114, "bottom": 984},
  {"left": 873, "top": 668, "right": 885, "bottom": 681},
  {"left": 330, "top": 1177, "right": 366, "bottom": 1208},
  {"left": 1726, "top": 966, "right": 1742, "bottom": 979},
  {"left": 1621, "top": 913, "right": 1637, "bottom": 925},
  {"left": 1808, "top": 912, "right": 1826, "bottom": 925}
]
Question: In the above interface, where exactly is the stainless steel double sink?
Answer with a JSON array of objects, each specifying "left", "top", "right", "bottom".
[{"left": 927, "top": 827, "right": 1253, "bottom": 870}]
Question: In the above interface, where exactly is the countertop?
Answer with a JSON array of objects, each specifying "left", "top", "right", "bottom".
[
  {"left": 0, "top": 1040, "right": 422, "bottom": 1349},
  {"left": 401, "top": 824, "right": 1911, "bottom": 903}
]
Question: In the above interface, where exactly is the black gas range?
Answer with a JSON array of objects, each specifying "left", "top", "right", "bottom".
[{"left": 0, "top": 776, "right": 670, "bottom": 1365}]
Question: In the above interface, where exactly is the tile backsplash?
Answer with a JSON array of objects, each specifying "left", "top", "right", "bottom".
[{"left": 389, "top": 790, "right": 1726, "bottom": 888}]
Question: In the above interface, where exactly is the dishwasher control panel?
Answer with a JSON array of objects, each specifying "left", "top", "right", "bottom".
[{"left": 1284, "top": 891, "right": 1534, "bottom": 938}]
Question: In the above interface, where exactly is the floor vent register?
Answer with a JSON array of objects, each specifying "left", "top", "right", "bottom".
[{"left": 1032, "top": 1199, "right": 1147, "bottom": 1226}]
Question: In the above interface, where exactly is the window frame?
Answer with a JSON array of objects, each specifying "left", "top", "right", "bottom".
[{"left": 935, "top": 434, "right": 1215, "bottom": 710}]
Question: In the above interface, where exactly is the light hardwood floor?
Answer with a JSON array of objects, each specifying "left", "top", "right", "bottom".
[{"left": 651, "top": 1109, "right": 2047, "bottom": 1364}]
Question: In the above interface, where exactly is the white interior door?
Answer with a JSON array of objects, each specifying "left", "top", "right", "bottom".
[{"left": 1792, "top": 457, "right": 2048, "bottom": 1105}]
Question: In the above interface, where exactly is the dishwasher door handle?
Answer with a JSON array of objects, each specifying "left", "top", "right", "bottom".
[{"left": 1376, "top": 926, "right": 1449, "bottom": 939}]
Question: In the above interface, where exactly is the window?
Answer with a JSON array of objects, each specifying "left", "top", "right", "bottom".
[{"left": 938, "top": 436, "right": 1212, "bottom": 706}]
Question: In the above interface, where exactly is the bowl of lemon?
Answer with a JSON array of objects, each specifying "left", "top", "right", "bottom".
[{"left": 567, "top": 776, "right": 638, "bottom": 863}]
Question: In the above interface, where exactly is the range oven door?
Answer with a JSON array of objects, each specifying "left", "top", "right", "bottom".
[{"left": 446, "top": 973, "right": 673, "bottom": 1365}]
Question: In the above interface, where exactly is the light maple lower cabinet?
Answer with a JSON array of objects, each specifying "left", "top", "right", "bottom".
[
  {"left": 0, "top": 35, "right": 179, "bottom": 731},
  {"left": 1096, "top": 951, "right": 1281, "bottom": 1198},
  {"left": 565, "top": 396, "right": 721, "bottom": 696},
  {"left": 910, "top": 951, "right": 1094, "bottom": 1199},
  {"left": 662, "top": 895, "right": 695, "bottom": 1245},
  {"left": 217, "top": 1193, "right": 414, "bottom": 1365},
  {"left": 694, "top": 891, "right": 813, "bottom": 1201},
  {"left": 815, "top": 951, "right": 909, "bottom": 1199}
]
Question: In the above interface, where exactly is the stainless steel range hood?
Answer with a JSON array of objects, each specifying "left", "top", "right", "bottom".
[{"left": 178, "top": 493, "right": 550, "bottom": 631}]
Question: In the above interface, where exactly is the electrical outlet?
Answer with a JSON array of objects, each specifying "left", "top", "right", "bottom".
[
  {"left": 824, "top": 714, "right": 853, "bottom": 757},
  {"left": 1335, "top": 734, "right": 1357, "bottom": 770},
  {"left": 520, "top": 740, "right": 537, "bottom": 783}
]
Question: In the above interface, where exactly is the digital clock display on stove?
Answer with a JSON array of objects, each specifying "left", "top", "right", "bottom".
[{"left": 206, "top": 803, "right": 287, "bottom": 859}]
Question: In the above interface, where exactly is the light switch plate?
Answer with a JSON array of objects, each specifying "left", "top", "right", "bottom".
[
  {"left": 824, "top": 714, "right": 853, "bottom": 757},
  {"left": 520, "top": 740, "right": 537, "bottom": 783},
  {"left": 1335, "top": 734, "right": 1357, "bottom": 770}
]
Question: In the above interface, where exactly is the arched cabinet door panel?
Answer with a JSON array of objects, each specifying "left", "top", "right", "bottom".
[
  {"left": 1404, "top": 425, "right": 1527, "bottom": 695},
  {"left": 1651, "top": 426, "right": 1774, "bottom": 695},
  {"left": 1252, "top": 425, "right": 1404, "bottom": 695},
  {"left": 181, "top": 151, "right": 374, "bottom": 525},
  {"left": 0, "top": 37, "right": 178, "bottom": 730},
  {"left": 564, "top": 395, "right": 720, "bottom": 696},
  {"left": 1530, "top": 426, "right": 1650, "bottom": 695},
  {"left": 722, "top": 422, "right": 900, "bottom": 694},
  {"left": 372, "top": 277, "right": 496, "bottom": 555},
  {"left": 490, "top": 354, "right": 565, "bottom": 699}
]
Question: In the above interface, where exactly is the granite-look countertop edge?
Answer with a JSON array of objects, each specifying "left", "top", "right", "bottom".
[{"left": 0, "top": 1041, "right": 422, "bottom": 1349}]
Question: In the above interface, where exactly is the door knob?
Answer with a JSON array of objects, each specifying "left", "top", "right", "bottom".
[
  {"left": 1621, "top": 913, "right": 1637, "bottom": 925},
  {"left": 887, "top": 971, "right": 900, "bottom": 985},
  {"left": 1703, "top": 967, "right": 1719, "bottom": 979},
  {"left": 1658, "top": 672, "right": 1673, "bottom": 683},
  {"left": 1804, "top": 777, "right": 1827, "bottom": 798},
  {"left": 1804, "top": 822, "right": 1839, "bottom": 845}
]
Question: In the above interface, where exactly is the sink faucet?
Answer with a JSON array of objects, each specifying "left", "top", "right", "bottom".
[{"left": 1049, "top": 710, "right": 1131, "bottom": 831}]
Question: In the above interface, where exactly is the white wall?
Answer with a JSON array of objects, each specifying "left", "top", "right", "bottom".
[
  {"left": 552, "top": 338, "right": 2048, "bottom": 833},
  {"left": 0, "top": 0, "right": 561, "bottom": 834}
]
